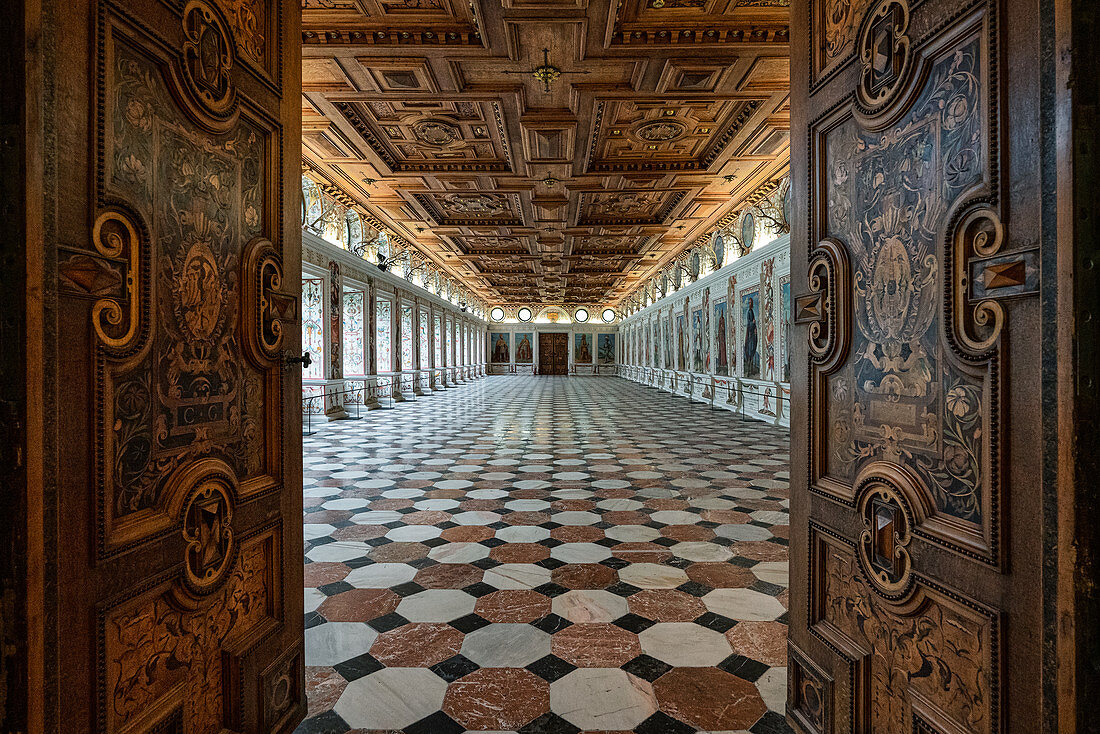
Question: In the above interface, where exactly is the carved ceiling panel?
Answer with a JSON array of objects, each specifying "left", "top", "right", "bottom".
[
  {"left": 302, "top": 0, "right": 791, "bottom": 304},
  {"left": 587, "top": 99, "right": 764, "bottom": 172}
]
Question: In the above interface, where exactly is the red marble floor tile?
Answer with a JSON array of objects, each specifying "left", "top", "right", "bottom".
[
  {"left": 601, "top": 511, "right": 650, "bottom": 525},
  {"left": 474, "top": 589, "right": 552, "bottom": 622},
  {"left": 317, "top": 588, "right": 400, "bottom": 622},
  {"left": 305, "top": 667, "right": 347, "bottom": 718},
  {"left": 401, "top": 510, "right": 451, "bottom": 525},
  {"left": 659, "top": 525, "right": 716, "bottom": 541},
  {"left": 367, "top": 542, "right": 430, "bottom": 562},
  {"left": 303, "top": 562, "right": 351, "bottom": 588},
  {"left": 367, "top": 498, "right": 414, "bottom": 511},
  {"left": 370, "top": 622, "right": 465, "bottom": 667},
  {"left": 459, "top": 499, "right": 501, "bottom": 512},
  {"left": 771, "top": 524, "right": 791, "bottom": 539},
  {"left": 685, "top": 562, "right": 756, "bottom": 589},
  {"left": 303, "top": 510, "right": 352, "bottom": 524},
  {"left": 701, "top": 509, "right": 753, "bottom": 524},
  {"left": 551, "top": 563, "right": 617, "bottom": 589},
  {"left": 330, "top": 524, "right": 389, "bottom": 542},
  {"left": 645, "top": 498, "right": 690, "bottom": 511},
  {"left": 397, "top": 479, "right": 433, "bottom": 489},
  {"left": 425, "top": 488, "right": 465, "bottom": 499},
  {"left": 594, "top": 488, "right": 635, "bottom": 499},
  {"left": 725, "top": 621, "right": 788, "bottom": 666},
  {"left": 653, "top": 667, "right": 768, "bottom": 731},
  {"left": 552, "top": 499, "right": 597, "bottom": 511},
  {"left": 551, "top": 623, "right": 641, "bottom": 667},
  {"left": 443, "top": 668, "right": 550, "bottom": 730},
  {"left": 503, "top": 511, "right": 552, "bottom": 526},
  {"left": 732, "top": 541, "right": 788, "bottom": 562},
  {"left": 489, "top": 543, "right": 551, "bottom": 563},
  {"left": 551, "top": 526, "right": 605, "bottom": 543},
  {"left": 626, "top": 590, "right": 707, "bottom": 622},
  {"left": 611, "top": 542, "right": 674, "bottom": 563},
  {"left": 777, "top": 588, "right": 790, "bottom": 609},
  {"left": 440, "top": 525, "right": 495, "bottom": 543},
  {"left": 414, "top": 563, "right": 484, "bottom": 589}
]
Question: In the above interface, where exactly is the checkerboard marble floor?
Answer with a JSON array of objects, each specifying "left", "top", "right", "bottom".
[{"left": 297, "top": 376, "right": 792, "bottom": 734}]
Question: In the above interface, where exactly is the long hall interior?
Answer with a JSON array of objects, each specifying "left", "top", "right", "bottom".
[{"left": 8, "top": 0, "right": 1095, "bottom": 731}]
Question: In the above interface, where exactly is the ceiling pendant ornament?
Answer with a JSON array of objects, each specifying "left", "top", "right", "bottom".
[{"left": 503, "top": 48, "right": 589, "bottom": 93}]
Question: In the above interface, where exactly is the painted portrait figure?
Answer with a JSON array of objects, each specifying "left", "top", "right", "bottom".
[
  {"left": 715, "top": 300, "right": 729, "bottom": 376},
  {"left": 692, "top": 309, "right": 704, "bottom": 372},
  {"left": 515, "top": 332, "right": 533, "bottom": 363},
  {"left": 575, "top": 333, "right": 592, "bottom": 363},
  {"left": 742, "top": 291, "right": 760, "bottom": 378},
  {"left": 598, "top": 334, "right": 615, "bottom": 365},
  {"left": 491, "top": 332, "right": 510, "bottom": 363}
]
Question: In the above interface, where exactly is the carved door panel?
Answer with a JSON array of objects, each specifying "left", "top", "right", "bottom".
[
  {"left": 539, "top": 333, "right": 567, "bottom": 374},
  {"left": 47, "top": 0, "right": 304, "bottom": 731},
  {"left": 789, "top": 0, "right": 1044, "bottom": 731}
]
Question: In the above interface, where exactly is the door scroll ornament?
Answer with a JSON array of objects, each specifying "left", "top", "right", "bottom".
[
  {"left": 949, "top": 206, "right": 1039, "bottom": 358},
  {"left": 174, "top": 0, "right": 240, "bottom": 132},
  {"left": 92, "top": 208, "right": 148, "bottom": 352},
  {"left": 242, "top": 237, "right": 297, "bottom": 368},
  {"left": 795, "top": 238, "right": 851, "bottom": 370}
]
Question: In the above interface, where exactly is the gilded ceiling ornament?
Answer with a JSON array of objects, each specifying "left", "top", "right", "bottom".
[
  {"left": 635, "top": 120, "right": 687, "bottom": 142},
  {"left": 440, "top": 193, "right": 509, "bottom": 216},
  {"left": 413, "top": 119, "right": 462, "bottom": 147}
]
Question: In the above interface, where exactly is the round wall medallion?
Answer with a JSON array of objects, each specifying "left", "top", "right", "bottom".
[
  {"left": 740, "top": 211, "right": 756, "bottom": 252},
  {"left": 635, "top": 120, "right": 687, "bottom": 142},
  {"left": 713, "top": 234, "right": 726, "bottom": 269},
  {"left": 413, "top": 120, "right": 462, "bottom": 147}
]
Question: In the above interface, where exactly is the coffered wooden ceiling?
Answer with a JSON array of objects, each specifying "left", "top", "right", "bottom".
[{"left": 301, "top": 0, "right": 791, "bottom": 306}]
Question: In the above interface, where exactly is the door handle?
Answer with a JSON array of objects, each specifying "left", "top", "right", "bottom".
[{"left": 284, "top": 351, "right": 312, "bottom": 372}]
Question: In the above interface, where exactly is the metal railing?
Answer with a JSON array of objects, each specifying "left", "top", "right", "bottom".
[
  {"left": 619, "top": 366, "right": 789, "bottom": 421},
  {"left": 302, "top": 366, "right": 484, "bottom": 435}
]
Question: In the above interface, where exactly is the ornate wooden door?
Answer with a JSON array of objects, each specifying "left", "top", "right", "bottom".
[
  {"left": 789, "top": 0, "right": 1047, "bottom": 730},
  {"left": 539, "top": 333, "right": 568, "bottom": 374},
  {"left": 40, "top": 0, "right": 304, "bottom": 731}
]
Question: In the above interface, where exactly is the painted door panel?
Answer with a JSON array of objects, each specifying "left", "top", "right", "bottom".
[
  {"left": 789, "top": 0, "right": 1045, "bottom": 730},
  {"left": 45, "top": 0, "right": 304, "bottom": 731}
]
